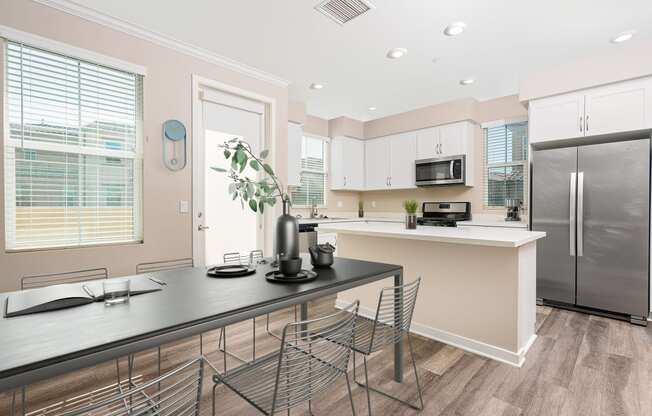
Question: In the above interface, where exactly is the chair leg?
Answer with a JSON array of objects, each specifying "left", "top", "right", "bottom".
[
  {"left": 345, "top": 373, "right": 357, "bottom": 416},
  {"left": 212, "top": 383, "right": 218, "bottom": 416},
  {"left": 408, "top": 334, "right": 424, "bottom": 410},
  {"left": 354, "top": 334, "right": 424, "bottom": 412},
  {"left": 363, "top": 355, "right": 372, "bottom": 416}
]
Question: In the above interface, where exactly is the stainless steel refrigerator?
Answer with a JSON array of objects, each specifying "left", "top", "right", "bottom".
[{"left": 531, "top": 138, "right": 650, "bottom": 325}]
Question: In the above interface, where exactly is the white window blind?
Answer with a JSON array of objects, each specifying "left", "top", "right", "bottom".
[
  {"left": 4, "top": 41, "right": 143, "bottom": 250},
  {"left": 290, "top": 135, "right": 327, "bottom": 207},
  {"left": 484, "top": 121, "right": 528, "bottom": 208}
]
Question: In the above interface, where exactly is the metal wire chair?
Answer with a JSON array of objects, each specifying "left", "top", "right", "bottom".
[
  {"left": 21, "top": 268, "right": 108, "bottom": 290},
  {"left": 212, "top": 301, "right": 360, "bottom": 416},
  {"left": 351, "top": 278, "right": 423, "bottom": 416},
  {"left": 12, "top": 269, "right": 109, "bottom": 416},
  {"left": 136, "top": 259, "right": 196, "bottom": 388},
  {"left": 217, "top": 250, "right": 297, "bottom": 371},
  {"left": 61, "top": 356, "right": 205, "bottom": 416},
  {"left": 136, "top": 258, "right": 193, "bottom": 274}
]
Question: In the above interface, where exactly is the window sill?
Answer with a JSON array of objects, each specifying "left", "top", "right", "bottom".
[{"left": 5, "top": 240, "right": 144, "bottom": 254}]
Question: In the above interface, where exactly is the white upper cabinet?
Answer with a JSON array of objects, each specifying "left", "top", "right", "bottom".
[
  {"left": 365, "top": 133, "right": 417, "bottom": 190},
  {"left": 584, "top": 80, "right": 648, "bottom": 136},
  {"left": 364, "top": 137, "right": 390, "bottom": 190},
  {"left": 529, "top": 77, "right": 652, "bottom": 144},
  {"left": 416, "top": 127, "right": 439, "bottom": 159},
  {"left": 330, "top": 136, "right": 365, "bottom": 191},
  {"left": 439, "top": 122, "right": 469, "bottom": 157},
  {"left": 529, "top": 92, "right": 584, "bottom": 143},
  {"left": 389, "top": 132, "right": 417, "bottom": 189},
  {"left": 286, "top": 122, "right": 302, "bottom": 187}
]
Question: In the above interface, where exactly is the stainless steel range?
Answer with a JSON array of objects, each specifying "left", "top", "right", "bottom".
[{"left": 417, "top": 202, "right": 471, "bottom": 227}]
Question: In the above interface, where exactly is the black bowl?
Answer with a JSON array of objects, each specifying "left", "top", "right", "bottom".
[{"left": 279, "top": 257, "right": 302, "bottom": 276}]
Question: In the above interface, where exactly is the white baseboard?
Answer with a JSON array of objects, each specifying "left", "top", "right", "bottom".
[{"left": 336, "top": 299, "right": 535, "bottom": 368}]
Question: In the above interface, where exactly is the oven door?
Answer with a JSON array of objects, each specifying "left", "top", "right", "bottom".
[{"left": 415, "top": 156, "right": 465, "bottom": 186}]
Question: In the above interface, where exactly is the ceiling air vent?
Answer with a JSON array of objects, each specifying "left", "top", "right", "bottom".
[{"left": 314, "top": 0, "right": 375, "bottom": 25}]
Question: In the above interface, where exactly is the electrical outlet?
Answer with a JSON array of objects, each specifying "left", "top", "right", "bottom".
[
  {"left": 371, "top": 201, "right": 376, "bottom": 208},
  {"left": 337, "top": 201, "right": 343, "bottom": 208},
  {"left": 179, "top": 200, "right": 189, "bottom": 213}
]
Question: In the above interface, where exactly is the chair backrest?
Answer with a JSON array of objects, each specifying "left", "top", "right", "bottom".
[
  {"left": 368, "top": 277, "right": 422, "bottom": 353},
  {"left": 271, "top": 301, "right": 359, "bottom": 413},
  {"left": 21, "top": 268, "right": 108, "bottom": 290},
  {"left": 62, "top": 356, "right": 204, "bottom": 416},
  {"left": 223, "top": 252, "right": 247, "bottom": 265},
  {"left": 249, "top": 249, "right": 264, "bottom": 264},
  {"left": 137, "top": 258, "right": 193, "bottom": 273}
]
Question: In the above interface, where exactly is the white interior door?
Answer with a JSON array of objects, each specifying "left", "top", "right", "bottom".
[{"left": 195, "top": 90, "right": 265, "bottom": 266}]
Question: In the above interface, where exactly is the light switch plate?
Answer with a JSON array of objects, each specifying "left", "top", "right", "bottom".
[
  {"left": 371, "top": 201, "right": 376, "bottom": 208},
  {"left": 337, "top": 201, "right": 343, "bottom": 208},
  {"left": 179, "top": 200, "right": 189, "bottom": 213}
]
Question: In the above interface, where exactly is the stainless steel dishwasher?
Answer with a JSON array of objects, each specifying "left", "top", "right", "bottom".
[{"left": 298, "top": 223, "right": 318, "bottom": 253}]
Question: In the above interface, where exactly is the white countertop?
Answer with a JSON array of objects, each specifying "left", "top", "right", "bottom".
[
  {"left": 318, "top": 221, "right": 545, "bottom": 248},
  {"left": 298, "top": 217, "right": 401, "bottom": 225}
]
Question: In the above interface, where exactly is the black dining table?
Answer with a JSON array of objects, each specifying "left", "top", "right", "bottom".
[{"left": 0, "top": 255, "right": 404, "bottom": 392}]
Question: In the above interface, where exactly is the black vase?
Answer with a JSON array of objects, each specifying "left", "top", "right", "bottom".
[{"left": 275, "top": 198, "right": 299, "bottom": 261}]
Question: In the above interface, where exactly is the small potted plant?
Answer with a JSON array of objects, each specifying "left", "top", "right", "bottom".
[
  {"left": 403, "top": 199, "right": 418, "bottom": 229},
  {"left": 358, "top": 200, "right": 364, "bottom": 218}
]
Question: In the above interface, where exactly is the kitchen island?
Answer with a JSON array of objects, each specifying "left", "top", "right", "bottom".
[{"left": 319, "top": 222, "right": 546, "bottom": 366}]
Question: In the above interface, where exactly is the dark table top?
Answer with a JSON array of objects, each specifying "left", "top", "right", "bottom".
[{"left": 0, "top": 255, "right": 401, "bottom": 391}]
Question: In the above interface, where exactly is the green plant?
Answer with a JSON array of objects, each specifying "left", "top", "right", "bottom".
[
  {"left": 403, "top": 199, "right": 418, "bottom": 215},
  {"left": 211, "top": 138, "right": 287, "bottom": 213}
]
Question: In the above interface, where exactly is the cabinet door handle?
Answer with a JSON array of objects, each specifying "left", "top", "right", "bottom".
[
  {"left": 343, "top": 176, "right": 347, "bottom": 186},
  {"left": 585, "top": 115, "right": 589, "bottom": 132},
  {"left": 579, "top": 116, "right": 583, "bottom": 133}
]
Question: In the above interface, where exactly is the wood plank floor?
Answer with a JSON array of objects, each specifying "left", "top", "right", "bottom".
[{"left": 1, "top": 298, "right": 651, "bottom": 416}]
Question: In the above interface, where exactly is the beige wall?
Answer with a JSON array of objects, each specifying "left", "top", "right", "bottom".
[
  {"left": 328, "top": 116, "right": 364, "bottom": 139},
  {"left": 288, "top": 100, "right": 306, "bottom": 124},
  {"left": 0, "top": 0, "right": 289, "bottom": 292},
  {"left": 519, "top": 42, "right": 652, "bottom": 102}
]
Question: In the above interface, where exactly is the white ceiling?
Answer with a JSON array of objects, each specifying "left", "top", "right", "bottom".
[{"left": 66, "top": 0, "right": 652, "bottom": 121}]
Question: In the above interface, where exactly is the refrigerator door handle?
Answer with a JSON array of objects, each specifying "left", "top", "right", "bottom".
[
  {"left": 577, "top": 171, "right": 584, "bottom": 257},
  {"left": 570, "top": 172, "right": 577, "bottom": 256}
]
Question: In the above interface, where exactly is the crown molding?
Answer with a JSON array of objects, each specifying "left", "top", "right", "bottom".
[{"left": 31, "top": 0, "right": 291, "bottom": 88}]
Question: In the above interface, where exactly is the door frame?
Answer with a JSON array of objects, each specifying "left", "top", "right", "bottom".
[{"left": 191, "top": 74, "right": 277, "bottom": 266}]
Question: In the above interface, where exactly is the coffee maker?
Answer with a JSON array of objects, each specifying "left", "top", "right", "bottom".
[{"left": 505, "top": 199, "right": 522, "bottom": 222}]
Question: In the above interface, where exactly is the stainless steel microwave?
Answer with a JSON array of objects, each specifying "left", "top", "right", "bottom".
[{"left": 415, "top": 155, "right": 466, "bottom": 186}]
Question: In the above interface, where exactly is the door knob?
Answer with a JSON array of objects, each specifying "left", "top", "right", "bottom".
[{"left": 198, "top": 225, "right": 210, "bottom": 231}]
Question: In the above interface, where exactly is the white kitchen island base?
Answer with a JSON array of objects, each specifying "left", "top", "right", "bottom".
[{"left": 321, "top": 222, "right": 546, "bottom": 367}]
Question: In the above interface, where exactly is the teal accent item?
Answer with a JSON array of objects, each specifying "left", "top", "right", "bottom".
[{"left": 162, "top": 119, "right": 187, "bottom": 170}]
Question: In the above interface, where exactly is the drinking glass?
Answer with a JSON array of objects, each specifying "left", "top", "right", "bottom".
[{"left": 103, "top": 279, "right": 130, "bottom": 306}]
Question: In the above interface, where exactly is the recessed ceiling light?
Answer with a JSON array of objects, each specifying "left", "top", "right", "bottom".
[
  {"left": 444, "top": 22, "right": 466, "bottom": 36},
  {"left": 386, "top": 48, "right": 408, "bottom": 59},
  {"left": 368, "top": 106, "right": 377, "bottom": 111},
  {"left": 459, "top": 78, "right": 475, "bottom": 86},
  {"left": 310, "top": 83, "right": 324, "bottom": 90},
  {"left": 610, "top": 30, "right": 636, "bottom": 43}
]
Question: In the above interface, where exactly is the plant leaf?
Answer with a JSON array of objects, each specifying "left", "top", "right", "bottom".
[
  {"left": 260, "top": 149, "right": 269, "bottom": 159},
  {"left": 228, "top": 183, "right": 236, "bottom": 194},
  {"left": 232, "top": 192, "right": 238, "bottom": 200},
  {"left": 248, "top": 199, "right": 258, "bottom": 212},
  {"left": 235, "top": 149, "right": 246, "bottom": 165},
  {"left": 246, "top": 182, "right": 255, "bottom": 196},
  {"left": 258, "top": 200, "right": 265, "bottom": 214},
  {"left": 263, "top": 163, "right": 274, "bottom": 175},
  {"left": 211, "top": 167, "right": 227, "bottom": 172},
  {"left": 224, "top": 149, "right": 231, "bottom": 159},
  {"left": 249, "top": 160, "right": 259, "bottom": 171}
]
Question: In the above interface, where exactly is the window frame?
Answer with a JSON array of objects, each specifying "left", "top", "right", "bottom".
[
  {"left": 290, "top": 133, "right": 329, "bottom": 209},
  {"left": 2, "top": 35, "right": 145, "bottom": 252},
  {"left": 482, "top": 119, "right": 529, "bottom": 210}
]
